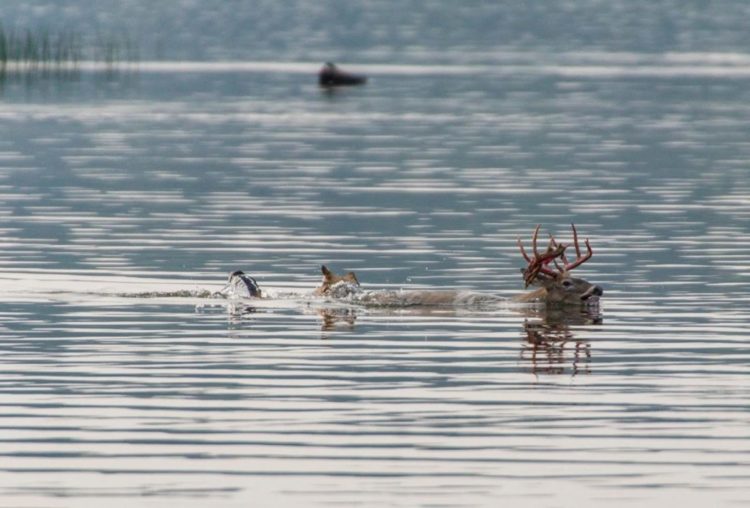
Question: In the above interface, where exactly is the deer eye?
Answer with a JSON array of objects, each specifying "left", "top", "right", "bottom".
[{"left": 562, "top": 280, "right": 573, "bottom": 289}]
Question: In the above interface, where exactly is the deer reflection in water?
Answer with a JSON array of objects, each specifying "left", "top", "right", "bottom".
[
  {"left": 204, "top": 301, "right": 601, "bottom": 376},
  {"left": 314, "top": 304, "right": 601, "bottom": 377},
  {"left": 520, "top": 307, "right": 601, "bottom": 376}
]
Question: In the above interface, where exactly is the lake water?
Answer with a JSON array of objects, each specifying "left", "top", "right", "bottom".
[{"left": 1, "top": 3, "right": 750, "bottom": 507}]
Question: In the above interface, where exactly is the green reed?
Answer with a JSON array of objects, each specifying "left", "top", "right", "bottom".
[{"left": 0, "top": 24, "right": 138, "bottom": 77}]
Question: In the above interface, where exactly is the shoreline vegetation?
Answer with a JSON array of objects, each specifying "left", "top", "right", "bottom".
[{"left": 0, "top": 24, "right": 138, "bottom": 80}]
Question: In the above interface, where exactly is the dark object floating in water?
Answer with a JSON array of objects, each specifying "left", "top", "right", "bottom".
[
  {"left": 319, "top": 62, "right": 367, "bottom": 87},
  {"left": 217, "top": 270, "right": 262, "bottom": 298}
]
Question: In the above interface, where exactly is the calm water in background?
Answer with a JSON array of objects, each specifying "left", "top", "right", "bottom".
[{"left": 1, "top": 2, "right": 750, "bottom": 507}]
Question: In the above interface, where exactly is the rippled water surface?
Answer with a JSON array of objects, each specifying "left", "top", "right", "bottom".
[{"left": 1, "top": 16, "right": 750, "bottom": 507}]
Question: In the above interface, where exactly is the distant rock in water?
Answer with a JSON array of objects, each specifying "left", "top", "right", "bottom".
[{"left": 319, "top": 62, "right": 367, "bottom": 87}]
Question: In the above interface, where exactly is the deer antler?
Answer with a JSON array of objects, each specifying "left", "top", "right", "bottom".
[
  {"left": 518, "top": 224, "right": 593, "bottom": 287},
  {"left": 518, "top": 225, "right": 567, "bottom": 287},
  {"left": 548, "top": 223, "right": 593, "bottom": 272}
]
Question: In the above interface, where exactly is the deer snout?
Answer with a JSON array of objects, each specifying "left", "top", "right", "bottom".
[{"left": 581, "top": 285, "right": 603, "bottom": 301}]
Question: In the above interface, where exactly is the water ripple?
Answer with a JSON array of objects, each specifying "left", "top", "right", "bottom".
[{"left": 1, "top": 49, "right": 750, "bottom": 507}]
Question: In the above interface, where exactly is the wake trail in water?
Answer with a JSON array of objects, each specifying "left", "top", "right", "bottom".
[
  {"left": 115, "top": 289, "right": 218, "bottom": 298},
  {"left": 113, "top": 282, "right": 509, "bottom": 312}
]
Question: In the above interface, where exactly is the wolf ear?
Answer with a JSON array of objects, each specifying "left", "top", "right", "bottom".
[
  {"left": 344, "top": 271, "right": 359, "bottom": 285},
  {"left": 321, "top": 265, "right": 333, "bottom": 280}
]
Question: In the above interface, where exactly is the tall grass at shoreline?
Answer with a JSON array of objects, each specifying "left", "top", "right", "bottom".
[{"left": 0, "top": 24, "right": 138, "bottom": 79}]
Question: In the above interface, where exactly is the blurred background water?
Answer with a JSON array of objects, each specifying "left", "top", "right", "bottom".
[{"left": 0, "top": 1, "right": 749, "bottom": 507}]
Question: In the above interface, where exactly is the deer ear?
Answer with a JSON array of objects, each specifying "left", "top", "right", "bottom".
[
  {"left": 521, "top": 268, "right": 551, "bottom": 288},
  {"left": 527, "top": 277, "right": 545, "bottom": 288}
]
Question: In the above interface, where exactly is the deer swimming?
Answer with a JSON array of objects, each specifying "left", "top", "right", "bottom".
[
  {"left": 217, "top": 225, "right": 602, "bottom": 308},
  {"left": 316, "top": 225, "right": 603, "bottom": 308},
  {"left": 514, "top": 224, "right": 603, "bottom": 307}
]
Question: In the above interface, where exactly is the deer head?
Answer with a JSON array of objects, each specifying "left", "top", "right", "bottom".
[
  {"left": 314, "top": 265, "right": 360, "bottom": 296},
  {"left": 517, "top": 224, "right": 603, "bottom": 307}
]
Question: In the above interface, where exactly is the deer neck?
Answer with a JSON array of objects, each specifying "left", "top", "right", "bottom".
[{"left": 513, "top": 287, "right": 547, "bottom": 303}]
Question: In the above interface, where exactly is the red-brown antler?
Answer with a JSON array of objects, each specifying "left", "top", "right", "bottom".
[
  {"left": 518, "top": 225, "right": 567, "bottom": 287},
  {"left": 519, "top": 224, "right": 594, "bottom": 287},
  {"left": 548, "top": 223, "right": 593, "bottom": 272}
]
